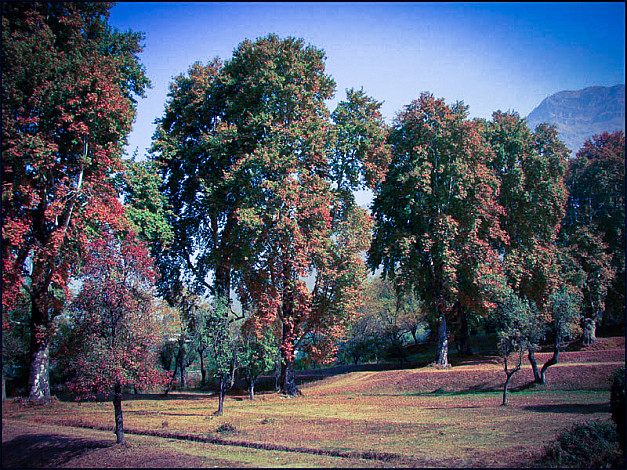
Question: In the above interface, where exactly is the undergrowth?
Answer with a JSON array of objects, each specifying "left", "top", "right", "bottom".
[{"left": 536, "top": 419, "right": 624, "bottom": 468}]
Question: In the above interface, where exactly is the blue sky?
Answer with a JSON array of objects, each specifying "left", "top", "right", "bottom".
[{"left": 109, "top": 2, "right": 625, "bottom": 160}]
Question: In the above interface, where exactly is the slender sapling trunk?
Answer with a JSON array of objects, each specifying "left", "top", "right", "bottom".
[{"left": 113, "top": 381, "right": 125, "bottom": 444}]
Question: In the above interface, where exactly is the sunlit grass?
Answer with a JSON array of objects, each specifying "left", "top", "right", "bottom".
[{"left": 3, "top": 388, "right": 613, "bottom": 467}]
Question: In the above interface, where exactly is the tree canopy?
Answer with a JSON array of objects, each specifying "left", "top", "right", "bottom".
[{"left": 1, "top": 1, "right": 150, "bottom": 402}]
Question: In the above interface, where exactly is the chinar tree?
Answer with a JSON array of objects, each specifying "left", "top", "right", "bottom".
[
  {"left": 152, "top": 35, "right": 390, "bottom": 395},
  {"left": 560, "top": 131, "right": 625, "bottom": 339},
  {"left": 369, "top": 93, "right": 507, "bottom": 367},
  {"left": 1, "top": 2, "right": 150, "bottom": 403},
  {"left": 227, "top": 37, "right": 390, "bottom": 394},
  {"left": 482, "top": 111, "right": 569, "bottom": 383}
]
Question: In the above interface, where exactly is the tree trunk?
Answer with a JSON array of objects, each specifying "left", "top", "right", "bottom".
[
  {"left": 2, "top": 375, "right": 6, "bottom": 402},
  {"left": 502, "top": 352, "right": 522, "bottom": 406},
  {"left": 409, "top": 326, "right": 419, "bottom": 347},
  {"left": 180, "top": 365, "right": 187, "bottom": 389},
  {"left": 249, "top": 380, "right": 255, "bottom": 400},
  {"left": 113, "top": 381, "right": 124, "bottom": 444},
  {"left": 539, "top": 348, "right": 560, "bottom": 384},
  {"left": 199, "top": 353, "right": 206, "bottom": 386},
  {"left": 279, "top": 278, "right": 300, "bottom": 395},
  {"left": 528, "top": 348, "right": 541, "bottom": 383},
  {"left": 435, "top": 314, "right": 449, "bottom": 367},
  {"left": 28, "top": 299, "right": 51, "bottom": 403},
  {"left": 28, "top": 337, "right": 51, "bottom": 403},
  {"left": 216, "top": 388, "right": 225, "bottom": 416},
  {"left": 279, "top": 354, "right": 299, "bottom": 396},
  {"left": 457, "top": 305, "right": 473, "bottom": 356}
]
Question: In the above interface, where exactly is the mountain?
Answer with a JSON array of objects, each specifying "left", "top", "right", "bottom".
[{"left": 526, "top": 84, "right": 625, "bottom": 154}]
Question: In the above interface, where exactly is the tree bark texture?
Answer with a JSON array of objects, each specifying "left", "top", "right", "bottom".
[
  {"left": 435, "top": 314, "right": 449, "bottom": 367},
  {"left": 539, "top": 349, "right": 560, "bottom": 384},
  {"left": 28, "top": 298, "right": 51, "bottom": 403},
  {"left": 528, "top": 349, "right": 542, "bottom": 383},
  {"left": 113, "top": 381, "right": 124, "bottom": 444}
]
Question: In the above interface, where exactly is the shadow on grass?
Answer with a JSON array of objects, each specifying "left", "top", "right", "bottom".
[
  {"left": 523, "top": 403, "right": 611, "bottom": 414},
  {"left": 1, "top": 433, "right": 112, "bottom": 468}
]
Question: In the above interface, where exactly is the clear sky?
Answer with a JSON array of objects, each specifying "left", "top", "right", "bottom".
[{"left": 109, "top": 2, "right": 625, "bottom": 159}]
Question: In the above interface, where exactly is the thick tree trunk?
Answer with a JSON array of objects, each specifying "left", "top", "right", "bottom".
[
  {"left": 279, "top": 354, "right": 299, "bottom": 396},
  {"left": 113, "top": 381, "right": 124, "bottom": 444},
  {"left": 249, "top": 380, "right": 255, "bottom": 400},
  {"left": 28, "top": 298, "right": 51, "bottom": 403},
  {"left": 28, "top": 337, "right": 51, "bottom": 403},
  {"left": 502, "top": 352, "right": 522, "bottom": 406},
  {"left": 215, "top": 383, "right": 225, "bottom": 416},
  {"left": 528, "top": 348, "right": 542, "bottom": 383},
  {"left": 435, "top": 314, "right": 449, "bottom": 367},
  {"left": 502, "top": 369, "right": 519, "bottom": 406},
  {"left": 279, "top": 275, "right": 300, "bottom": 395}
]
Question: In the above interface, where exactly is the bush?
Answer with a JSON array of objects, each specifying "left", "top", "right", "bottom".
[
  {"left": 215, "top": 423, "right": 236, "bottom": 434},
  {"left": 610, "top": 366, "right": 625, "bottom": 451},
  {"left": 536, "top": 420, "right": 624, "bottom": 468}
]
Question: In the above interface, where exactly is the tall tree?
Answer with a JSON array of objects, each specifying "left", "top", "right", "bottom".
[
  {"left": 226, "top": 37, "right": 389, "bottom": 394},
  {"left": 483, "top": 112, "right": 569, "bottom": 381},
  {"left": 369, "top": 93, "right": 506, "bottom": 367},
  {"left": 59, "top": 233, "right": 168, "bottom": 444},
  {"left": 1, "top": 2, "right": 149, "bottom": 402},
  {"left": 151, "top": 59, "right": 239, "bottom": 302},
  {"left": 561, "top": 131, "right": 625, "bottom": 333},
  {"left": 153, "top": 35, "right": 390, "bottom": 395}
]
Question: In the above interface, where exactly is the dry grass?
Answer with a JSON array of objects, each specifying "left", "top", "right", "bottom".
[{"left": 2, "top": 337, "right": 624, "bottom": 468}]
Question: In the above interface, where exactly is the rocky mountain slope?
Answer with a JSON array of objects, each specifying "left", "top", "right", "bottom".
[{"left": 526, "top": 84, "right": 625, "bottom": 154}]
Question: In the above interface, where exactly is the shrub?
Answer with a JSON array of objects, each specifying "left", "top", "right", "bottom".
[
  {"left": 536, "top": 420, "right": 623, "bottom": 468},
  {"left": 215, "top": 423, "right": 237, "bottom": 434},
  {"left": 610, "top": 366, "right": 625, "bottom": 451}
]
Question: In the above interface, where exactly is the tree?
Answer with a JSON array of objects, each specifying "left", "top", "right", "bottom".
[
  {"left": 495, "top": 288, "right": 540, "bottom": 406},
  {"left": 204, "top": 297, "right": 239, "bottom": 415},
  {"left": 562, "top": 131, "right": 625, "bottom": 333},
  {"left": 369, "top": 93, "right": 506, "bottom": 367},
  {"left": 216, "top": 35, "right": 389, "bottom": 394},
  {"left": 150, "top": 59, "right": 241, "bottom": 303},
  {"left": 59, "top": 233, "right": 168, "bottom": 444},
  {"left": 1, "top": 2, "right": 149, "bottom": 402},
  {"left": 238, "top": 322, "right": 280, "bottom": 400},
  {"left": 482, "top": 112, "right": 569, "bottom": 382},
  {"left": 536, "top": 286, "right": 582, "bottom": 384}
]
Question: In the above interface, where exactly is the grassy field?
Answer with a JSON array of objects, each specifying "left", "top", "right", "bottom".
[{"left": 2, "top": 337, "right": 624, "bottom": 468}]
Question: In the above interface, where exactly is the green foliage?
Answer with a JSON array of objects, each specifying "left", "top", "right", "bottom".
[
  {"left": 483, "top": 112, "right": 569, "bottom": 313},
  {"left": 495, "top": 287, "right": 541, "bottom": 358},
  {"left": 238, "top": 329, "right": 280, "bottom": 394},
  {"left": 546, "top": 286, "right": 583, "bottom": 348},
  {"left": 119, "top": 157, "right": 174, "bottom": 249},
  {"left": 536, "top": 420, "right": 624, "bottom": 468},
  {"left": 562, "top": 131, "right": 625, "bottom": 326},
  {"left": 203, "top": 297, "right": 238, "bottom": 381}
]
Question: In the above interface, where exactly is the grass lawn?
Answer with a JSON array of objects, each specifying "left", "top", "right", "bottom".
[{"left": 2, "top": 337, "right": 623, "bottom": 468}]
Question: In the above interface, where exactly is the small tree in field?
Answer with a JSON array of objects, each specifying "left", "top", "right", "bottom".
[
  {"left": 203, "top": 297, "right": 239, "bottom": 415},
  {"left": 238, "top": 324, "right": 279, "bottom": 400},
  {"left": 496, "top": 288, "right": 540, "bottom": 406},
  {"left": 60, "top": 233, "right": 168, "bottom": 444}
]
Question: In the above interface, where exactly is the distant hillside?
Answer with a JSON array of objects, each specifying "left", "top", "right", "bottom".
[{"left": 526, "top": 84, "right": 625, "bottom": 154}]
